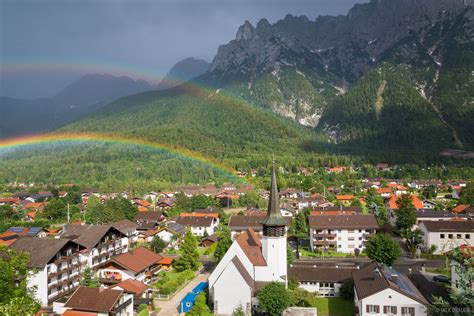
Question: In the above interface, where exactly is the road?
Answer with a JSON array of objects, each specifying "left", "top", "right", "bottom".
[{"left": 154, "top": 263, "right": 213, "bottom": 316}]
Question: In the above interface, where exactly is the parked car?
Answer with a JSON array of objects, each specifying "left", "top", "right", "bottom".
[{"left": 433, "top": 275, "right": 450, "bottom": 283}]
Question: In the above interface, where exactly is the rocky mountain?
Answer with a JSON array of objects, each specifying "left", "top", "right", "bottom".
[
  {"left": 201, "top": 0, "right": 473, "bottom": 148},
  {"left": 157, "top": 57, "right": 210, "bottom": 90},
  {"left": 0, "top": 74, "right": 156, "bottom": 137}
]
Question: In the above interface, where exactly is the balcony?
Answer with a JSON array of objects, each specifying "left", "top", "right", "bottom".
[
  {"left": 313, "top": 240, "right": 337, "bottom": 246},
  {"left": 314, "top": 233, "right": 337, "bottom": 238}
]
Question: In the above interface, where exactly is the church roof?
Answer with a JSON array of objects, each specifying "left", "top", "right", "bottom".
[
  {"left": 261, "top": 165, "right": 287, "bottom": 227},
  {"left": 231, "top": 256, "right": 254, "bottom": 288},
  {"left": 236, "top": 228, "right": 266, "bottom": 266}
]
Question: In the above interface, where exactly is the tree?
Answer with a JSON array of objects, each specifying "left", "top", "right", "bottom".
[
  {"left": 404, "top": 229, "right": 424, "bottom": 258},
  {"left": 173, "top": 228, "right": 200, "bottom": 271},
  {"left": 150, "top": 236, "right": 167, "bottom": 253},
  {"left": 287, "top": 243, "right": 294, "bottom": 265},
  {"left": 0, "top": 246, "right": 39, "bottom": 314},
  {"left": 191, "top": 195, "right": 216, "bottom": 210},
  {"left": 258, "top": 282, "right": 290, "bottom": 315},
  {"left": 459, "top": 182, "right": 474, "bottom": 205},
  {"left": 42, "top": 198, "right": 67, "bottom": 222},
  {"left": 291, "top": 211, "right": 308, "bottom": 236},
  {"left": 395, "top": 194, "right": 417, "bottom": 233},
  {"left": 87, "top": 197, "right": 137, "bottom": 224},
  {"left": 0, "top": 205, "right": 14, "bottom": 221},
  {"left": 79, "top": 267, "right": 100, "bottom": 288},
  {"left": 365, "top": 234, "right": 401, "bottom": 266},
  {"left": 339, "top": 280, "right": 355, "bottom": 300},
  {"left": 187, "top": 292, "right": 212, "bottom": 315},
  {"left": 232, "top": 306, "right": 246, "bottom": 316},
  {"left": 213, "top": 227, "right": 232, "bottom": 263}
]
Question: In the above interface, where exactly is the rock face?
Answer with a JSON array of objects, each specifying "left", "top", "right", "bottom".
[
  {"left": 157, "top": 57, "right": 210, "bottom": 90},
  {"left": 204, "top": 0, "right": 473, "bottom": 127}
]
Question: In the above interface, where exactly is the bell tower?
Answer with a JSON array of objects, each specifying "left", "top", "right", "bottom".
[{"left": 261, "top": 162, "right": 287, "bottom": 283}]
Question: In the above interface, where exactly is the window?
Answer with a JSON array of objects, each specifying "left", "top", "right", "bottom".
[
  {"left": 383, "top": 306, "right": 397, "bottom": 314},
  {"left": 348, "top": 237, "right": 355, "bottom": 241},
  {"left": 448, "top": 234, "right": 453, "bottom": 239},
  {"left": 366, "top": 305, "right": 380, "bottom": 313},
  {"left": 348, "top": 230, "right": 354, "bottom": 233},
  {"left": 457, "top": 234, "right": 462, "bottom": 239},
  {"left": 338, "top": 245, "right": 342, "bottom": 248},
  {"left": 359, "top": 229, "right": 362, "bottom": 232},
  {"left": 401, "top": 307, "right": 415, "bottom": 316},
  {"left": 440, "top": 234, "right": 445, "bottom": 239},
  {"left": 466, "top": 234, "right": 470, "bottom": 239}
]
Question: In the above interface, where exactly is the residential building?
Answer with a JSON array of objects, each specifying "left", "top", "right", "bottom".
[
  {"left": 208, "top": 166, "right": 288, "bottom": 315},
  {"left": 111, "top": 219, "right": 139, "bottom": 247},
  {"left": 60, "top": 224, "right": 127, "bottom": 268},
  {"left": 59, "top": 286, "right": 133, "bottom": 316},
  {"left": 156, "top": 222, "right": 186, "bottom": 244},
  {"left": 308, "top": 214, "right": 378, "bottom": 253},
  {"left": 11, "top": 237, "right": 86, "bottom": 306},
  {"left": 175, "top": 214, "right": 219, "bottom": 236},
  {"left": 353, "top": 262, "right": 428, "bottom": 316},
  {"left": 228, "top": 215, "right": 291, "bottom": 240},
  {"left": 98, "top": 247, "right": 163, "bottom": 285},
  {"left": 288, "top": 265, "right": 356, "bottom": 297},
  {"left": 134, "top": 211, "right": 164, "bottom": 230},
  {"left": 419, "top": 220, "right": 474, "bottom": 254}
]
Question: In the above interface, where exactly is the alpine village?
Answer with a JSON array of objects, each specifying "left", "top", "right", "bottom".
[{"left": 1, "top": 0, "right": 474, "bottom": 316}]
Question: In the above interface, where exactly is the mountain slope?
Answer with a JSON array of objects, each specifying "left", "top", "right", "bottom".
[
  {"left": 157, "top": 57, "right": 210, "bottom": 90},
  {"left": 0, "top": 74, "right": 156, "bottom": 137}
]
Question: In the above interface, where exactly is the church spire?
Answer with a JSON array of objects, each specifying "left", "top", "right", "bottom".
[{"left": 261, "top": 162, "right": 287, "bottom": 229}]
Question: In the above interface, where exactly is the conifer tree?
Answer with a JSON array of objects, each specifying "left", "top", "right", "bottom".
[{"left": 173, "top": 228, "right": 200, "bottom": 271}]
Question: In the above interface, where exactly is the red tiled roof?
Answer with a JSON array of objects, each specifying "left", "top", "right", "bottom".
[
  {"left": 0, "top": 197, "right": 20, "bottom": 203},
  {"left": 335, "top": 195, "right": 354, "bottom": 201},
  {"left": 389, "top": 194, "right": 423, "bottom": 210},
  {"left": 64, "top": 287, "right": 122, "bottom": 313},
  {"left": 158, "top": 257, "right": 174, "bottom": 265},
  {"left": 377, "top": 188, "right": 393, "bottom": 194},
  {"left": 24, "top": 202, "right": 47, "bottom": 209},
  {"left": 138, "top": 206, "right": 148, "bottom": 212},
  {"left": 452, "top": 204, "right": 469, "bottom": 214},
  {"left": 113, "top": 279, "right": 148, "bottom": 296},
  {"left": 63, "top": 311, "right": 98, "bottom": 316},
  {"left": 111, "top": 247, "right": 163, "bottom": 274},
  {"left": 235, "top": 228, "right": 266, "bottom": 266},
  {"left": 26, "top": 211, "right": 36, "bottom": 219}
]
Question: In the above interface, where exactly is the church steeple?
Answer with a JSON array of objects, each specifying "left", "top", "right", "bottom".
[{"left": 261, "top": 163, "right": 287, "bottom": 236}]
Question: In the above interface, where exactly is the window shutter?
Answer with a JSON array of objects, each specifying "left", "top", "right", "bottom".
[
  {"left": 392, "top": 306, "right": 397, "bottom": 314},
  {"left": 375, "top": 305, "right": 380, "bottom": 313},
  {"left": 410, "top": 307, "right": 415, "bottom": 316},
  {"left": 366, "top": 305, "right": 370, "bottom": 313}
]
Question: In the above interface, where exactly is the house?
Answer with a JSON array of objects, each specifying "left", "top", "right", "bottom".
[
  {"left": 448, "top": 245, "right": 474, "bottom": 293},
  {"left": 376, "top": 188, "right": 393, "bottom": 198},
  {"left": 156, "top": 222, "right": 186, "bottom": 244},
  {"left": 335, "top": 195, "right": 354, "bottom": 206},
  {"left": 311, "top": 206, "right": 362, "bottom": 216},
  {"left": 156, "top": 197, "right": 176, "bottom": 210},
  {"left": 353, "top": 262, "right": 428, "bottom": 316},
  {"left": 111, "top": 219, "right": 139, "bottom": 247},
  {"left": 98, "top": 247, "right": 163, "bottom": 285},
  {"left": 200, "top": 234, "right": 219, "bottom": 247},
  {"left": 112, "top": 278, "right": 150, "bottom": 305},
  {"left": 7, "top": 226, "right": 48, "bottom": 238},
  {"left": 308, "top": 214, "right": 378, "bottom": 253},
  {"left": 419, "top": 220, "right": 474, "bottom": 254},
  {"left": 59, "top": 286, "right": 133, "bottom": 316},
  {"left": 228, "top": 215, "right": 291, "bottom": 240},
  {"left": 10, "top": 237, "right": 86, "bottom": 306},
  {"left": 208, "top": 166, "right": 288, "bottom": 315},
  {"left": 60, "top": 224, "right": 127, "bottom": 269},
  {"left": 414, "top": 210, "right": 470, "bottom": 228},
  {"left": 134, "top": 211, "right": 164, "bottom": 230},
  {"left": 288, "top": 265, "right": 356, "bottom": 297},
  {"left": 175, "top": 214, "right": 219, "bottom": 237}
]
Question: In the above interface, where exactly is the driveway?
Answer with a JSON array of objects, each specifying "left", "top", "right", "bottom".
[{"left": 154, "top": 269, "right": 211, "bottom": 316}]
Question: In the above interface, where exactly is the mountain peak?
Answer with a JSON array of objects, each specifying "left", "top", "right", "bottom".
[
  {"left": 236, "top": 20, "right": 256, "bottom": 41},
  {"left": 157, "top": 57, "right": 210, "bottom": 90}
]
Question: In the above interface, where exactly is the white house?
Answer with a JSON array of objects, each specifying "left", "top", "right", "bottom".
[
  {"left": 156, "top": 222, "right": 186, "bottom": 243},
  {"left": 208, "top": 166, "right": 288, "bottom": 315},
  {"left": 288, "top": 265, "right": 356, "bottom": 297},
  {"left": 175, "top": 214, "right": 219, "bottom": 236},
  {"left": 11, "top": 237, "right": 86, "bottom": 306},
  {"left": 419, "top": 220, "right": 474, "bottom": 254},
  {"left": 353, "top": 262, "right": 428, "bottom": 316},
  {"left": 308, "top": 214, "right": 378, "bottom": 253}
]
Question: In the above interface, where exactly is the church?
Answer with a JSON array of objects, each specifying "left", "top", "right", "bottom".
[{"left": 208, "top": 165, "right": 288, "bottom": 315}]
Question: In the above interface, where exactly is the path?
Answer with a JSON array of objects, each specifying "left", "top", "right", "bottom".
[
  {"left": 154, "top": 270, "right": 210, "bottom": 316},
  {"left": 375, "top": 80, "right": 387, "bottom": 119}
]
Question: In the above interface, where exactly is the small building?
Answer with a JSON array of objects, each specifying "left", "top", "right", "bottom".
[
  {"left": 288, "top": 265, "right": 356, "bottom": 297},
  {"left": 200, "top": 234, "right": 219, "bottom": 247},
  {"left": 134, "top": 211, "right": 164, "bottom": 230},
  {"left": 98, "top": 247, "right": 163, "bottom": 285},
  {"left": 156, "top": 222, "right": 186, "bottom": 244},
  {"left": 353, "top": 262, "right": 428, "bottom": 316},
  {"left": 419, "top": 220, "right": 474, "bottom": 254},
  {"left": 59, "top": 286, "right": 133, "bottom": 315}
]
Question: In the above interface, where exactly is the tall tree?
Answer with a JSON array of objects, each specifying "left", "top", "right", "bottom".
[
  {"left": 459, "top": 182, "right": 474, "bottom": 205},
  {"left": 258, "top": 282, "right": 290, "bottom": 315},
  {"left": 395, "top": 194, "right": 417, "bottom": 233},
  {"left": 42, "top": 198, "right": 67, "bottom": 222},
  {"left": 0, "top": 246, "right": 39, "bottom": 314},
  {"left": 79, "top": 267, "right": 100, "bottom": 288},
  {"left": 150, "top": 236, "right": 167, "bottom": 253},
  {"left": 213, "top": 227, "right": 232, "bottom": 263},
  {"left": 404, "top": 229, "right": 424, "bottom": 258},
  {"left": 173, "top": 228, "right": 200, "bottom": 271},
  {"left": 365, "top": 234, "right": 401, "bottom": 266}
]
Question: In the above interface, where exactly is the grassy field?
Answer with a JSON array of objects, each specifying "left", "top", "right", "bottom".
[
  {"left": 299, "top": 248, "right": 367, "bottom": 258},
  {"left": 310, "top": 297, "right": 354, "bottom": 316}
]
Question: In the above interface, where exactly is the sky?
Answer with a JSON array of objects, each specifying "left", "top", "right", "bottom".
[{"left": 0, "top": 0, "right": 366, "bottom": 99}]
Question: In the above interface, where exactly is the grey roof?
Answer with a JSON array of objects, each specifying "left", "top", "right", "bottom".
[
  {"left": 261, "top": 165, "right": 287, "bottom": 227},
  {"left": 308, "top": 214, "right": 379, "bottom": 229},
  {"left": 11, "top": 237, "right": 83, "bottom": 269},
  {"left": 176, "top": 216, "right": 214, "bottom": 227},
  {"left": 420, "top": 220, "right": 474, "bottom": 232},
  {"left": 166, "top": 222, "right": 186, "bottom": 235},
  {"left": 231, "top": 256, "right": 254, "bottom": 288},
  {"left": 229, "top": 215, "right": 291, "bottom": 230},
  {"left": 60, "top": 224, "right": 123, "bottom": 249},
  {"left": 415, "top": 211, "right": 468, "bottom": 219},
  {"left": 289, "top": 266, "right": 356, "bottom": 283},
  {"left": 134, "top": 211, "right": 163, "bottom": 222},
  {"left": 111, "top": 219, "right": 138, "bottom": 234},
  {"left": 352, "top": 262, "right": 428, "bottom": 305}
]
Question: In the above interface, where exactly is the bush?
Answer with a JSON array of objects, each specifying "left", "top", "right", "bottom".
[{"left": 138, "top": 304, "right": 148, "bottom": 312}]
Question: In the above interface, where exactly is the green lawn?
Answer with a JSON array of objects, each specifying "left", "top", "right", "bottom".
[
  {"left": 137, "top": 309, "right": 149, "bottom": 316},
  {"left": 299, "top": 248, "right": 366, "bottom": 258},
  {"left": 310, "top": 298, "right": 354, "bottom": 316}
]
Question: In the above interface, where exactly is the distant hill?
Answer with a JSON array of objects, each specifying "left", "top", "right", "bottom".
[
  {"left": 157, "top": 57, "right": 210, "bottom": 90},
  {"left": 0, "top": 74, "right": 156, "bottom": 137}
]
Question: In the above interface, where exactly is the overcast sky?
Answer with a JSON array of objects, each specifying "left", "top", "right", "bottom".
[{"left": 1, "top": 0, "right": 366, "bottom": 99}]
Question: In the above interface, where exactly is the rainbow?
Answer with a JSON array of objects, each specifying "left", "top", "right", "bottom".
[{"left": 0, "top": 132, "right": 237, "bottom": 177}]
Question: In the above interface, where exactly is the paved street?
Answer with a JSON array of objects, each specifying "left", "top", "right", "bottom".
[{"left": 154, "top": 263, "right": 214, "bottom": 316}]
